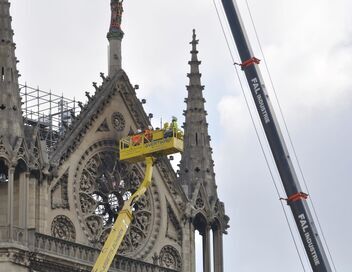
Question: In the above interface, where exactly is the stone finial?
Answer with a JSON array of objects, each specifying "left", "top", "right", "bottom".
[{"left": 0, "top": 0, "right": 25, "bottom": 146}]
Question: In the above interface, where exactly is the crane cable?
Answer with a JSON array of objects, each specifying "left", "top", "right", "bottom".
[
  {"left": 243, "top": 0, "right": 337, "bottom": 270},
  {"left": 211, "top": 0, "right": 307, "bottom": 270}
]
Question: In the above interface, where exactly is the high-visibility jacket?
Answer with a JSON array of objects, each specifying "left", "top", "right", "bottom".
[{"left": 131, "top": 134, "right": 142, "bottom": 144}]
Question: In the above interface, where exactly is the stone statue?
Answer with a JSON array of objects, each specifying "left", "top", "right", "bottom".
[{"left": 110, "top": 0, "right": 124, "bottom": 31}]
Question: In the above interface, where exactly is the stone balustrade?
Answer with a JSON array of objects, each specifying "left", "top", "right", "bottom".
[
  {"left": 0, "top": 227, "right": 177, "bottom": 272},
  {"left": 34, "top": 232, "right": 177, "bottom": 272}
]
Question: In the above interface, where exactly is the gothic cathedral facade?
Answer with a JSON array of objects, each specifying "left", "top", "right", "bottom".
[{"left": 0, "top": 1, "right": 229, "bottom": 271}]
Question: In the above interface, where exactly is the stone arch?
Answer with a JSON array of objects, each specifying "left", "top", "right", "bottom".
[
  {"left": 0, "top": 158, "right": 9, "bottom": 182},
  {"left": 211, "top": 217, "right": 222, "bottom": 232},
  {"left": 193, "top": 212, "right": 208, "bottom": 235}
]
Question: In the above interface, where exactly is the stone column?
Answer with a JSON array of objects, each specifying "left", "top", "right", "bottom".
[
  {"left": 202, "top": 226, "right": 211, "bottom": 272},
  {"left": 19, "top": 171, "right": 29, "bottom": 242},
  {"left": 213, "top": 228, "right": 224, "bottom": 272},
  {"left": 7, "top": 167, "right": 14, "bottom": 240},
  {"left": 18, "top": 171, "right": 29, "bottom": 229},
  {"left": 182, "top": 220, "right": 196, "bottom": 272}
]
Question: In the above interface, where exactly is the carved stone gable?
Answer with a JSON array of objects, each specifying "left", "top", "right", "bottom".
[
  {"left": 192, "top": 184, "right": 209, "bottom": 214},
  {"left": 13, "top": 138, "right": 29, "bottom": 164}
]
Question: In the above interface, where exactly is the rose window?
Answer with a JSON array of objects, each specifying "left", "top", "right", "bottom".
[{"left": 75, "top": 142, "right": 155, "bottom": 256}]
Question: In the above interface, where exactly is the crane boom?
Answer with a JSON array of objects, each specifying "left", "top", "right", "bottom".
[{"left": 220, "top": 0, "right": 332, "bottom": 271}]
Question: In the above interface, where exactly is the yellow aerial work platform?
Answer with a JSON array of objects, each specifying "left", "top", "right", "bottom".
[
  {"left": 92, "top": 127, "right": 183, "bottom": 272},
  {"left": 119, "top": 127, "right": 183, "bottom": 163}
]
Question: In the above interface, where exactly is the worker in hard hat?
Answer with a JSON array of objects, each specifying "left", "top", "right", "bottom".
[
  {"left": 144, "top": 126, "right": 153, "bottom": 142},
  {"left": 131, "top": 128, "right": 143, "bottom": 145},
  {"left": 169, "top": 117, "right": 179, "bottom": 137}
]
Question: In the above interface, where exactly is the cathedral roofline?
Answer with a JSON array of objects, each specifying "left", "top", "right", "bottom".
[{"left": 50, "top": 70, "right": 149, "bottom": 165}]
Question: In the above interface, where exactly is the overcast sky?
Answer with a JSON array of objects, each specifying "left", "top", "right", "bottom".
[{"left": 11, "top": 0, "right": 352, "bottom": 271}]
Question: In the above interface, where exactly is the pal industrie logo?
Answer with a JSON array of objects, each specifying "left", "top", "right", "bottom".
[
  {"left": 251, "top": 77, "right": 270, "bottom": 124},
  {"left": 298, "top": 213, "right": 321, "bottom": 266}
]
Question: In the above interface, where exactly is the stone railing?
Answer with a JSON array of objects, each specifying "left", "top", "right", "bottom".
[
  {"left": 33, "top": 232, "right": 177, "bottom": 272},
  {"left": 0, "top": 225, "right": 28, "bottom": 244}
]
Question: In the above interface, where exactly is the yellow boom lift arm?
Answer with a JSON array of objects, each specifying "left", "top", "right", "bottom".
[{"left": 92, "top": 127, "right": 183, "bottom": 272}]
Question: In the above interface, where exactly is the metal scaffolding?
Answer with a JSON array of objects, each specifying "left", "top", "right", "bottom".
[{"left": 20, "top": 84, "right": 80, "bottom": 150}]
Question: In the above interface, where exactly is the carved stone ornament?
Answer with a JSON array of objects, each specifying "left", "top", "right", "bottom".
[
  {"left": 159, "top": 245, "right": 182, "bottom": 271},
  {"left": 74, "top": 140, "right": 160, "bottom": 258},
  {"left": 51, "top": 168, "right": 69, "bottom": 209},
  {"left": 195, "top": 195, "right": 205, "bottom": 210},
  {"left": 111, "top": 112, "right": 126, "bottom": 132},
  {"left": 166, "top": 204, "right": 182, "bottom": 245},
  {"left": 51, "top": 215, "right": 76, "bottom": 242},
  {"left": 0, "top": 136, "right": 9, "bottom": 158},
  {"left": 96, "top": 119, "right": 110, "bottom": 132}
]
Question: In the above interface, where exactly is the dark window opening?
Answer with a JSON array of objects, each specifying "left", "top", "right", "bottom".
[
  {"left": 195, "top": 133, "right": 198, "bottom": 145},
  {"left": 1, "top": 67, "right": 4, "bottom": 81},
  {"left": 0, "top": 160, "right": 9, "bottom": 183}
]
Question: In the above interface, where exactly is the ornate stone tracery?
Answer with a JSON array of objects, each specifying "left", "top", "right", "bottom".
[
  {"left": 159, "top": 245, "right": 182, "bottom": 271},
  {"left": 74, "top": 140, "right": 159, "bottom": 257},
  {"left": 111, "top": 112, "right": 126, "bottom": 132},
  {"left": 51, "top": 215, "right": 76, "bottom": 242}
]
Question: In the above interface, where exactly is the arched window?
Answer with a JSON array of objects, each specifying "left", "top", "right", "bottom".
[{"left": 1, "top": 67, "right": 5, "bottom": 81}]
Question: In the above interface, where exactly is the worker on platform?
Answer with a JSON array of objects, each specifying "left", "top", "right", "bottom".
[
  {"left": 131, "top": 129, "right": 142, "bottom": 145},
  {"left": 144, "top": 125, "right": 153, "bottom": 142},
  {"left": 164, "top": 117, "right": 178, "bottom": 138},
  {"left": 170, "top": 117, "right": 178, "bottom": 132}
]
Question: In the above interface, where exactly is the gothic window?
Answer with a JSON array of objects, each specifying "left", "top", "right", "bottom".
[
  {"left": 111, "top": 112, "right": 126, "bottom": 131},
  {"left": 74, "top": 140, "right": 160, "bottom": 257},
  {"left": 51, "top": 215, "right": 76, "bottom": 242},
  {"left": 0, "top": 160, "right": 8, "bottom": 183},
  {"left": 159, "top": 245, "right": 182, "bottom": 271}
]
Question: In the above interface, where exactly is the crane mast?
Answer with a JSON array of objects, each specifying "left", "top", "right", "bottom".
[{"left": 220, "top": 0, "right": 332, "bottom": 271}]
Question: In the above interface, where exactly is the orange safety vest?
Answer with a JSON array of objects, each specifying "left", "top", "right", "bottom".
[{"left": 131, "top": 134, "right": 142, "bottom": 144}]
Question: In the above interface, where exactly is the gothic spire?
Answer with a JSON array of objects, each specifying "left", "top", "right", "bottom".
[
  {"left": 107, "top": 0, "right": 124, "bottom": 76},
  {"left": 179, "top": 29, "right": 218, "bottom": 204},
  {"left": 0, "top": 0, "right": 24, "bottom": 146}
]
